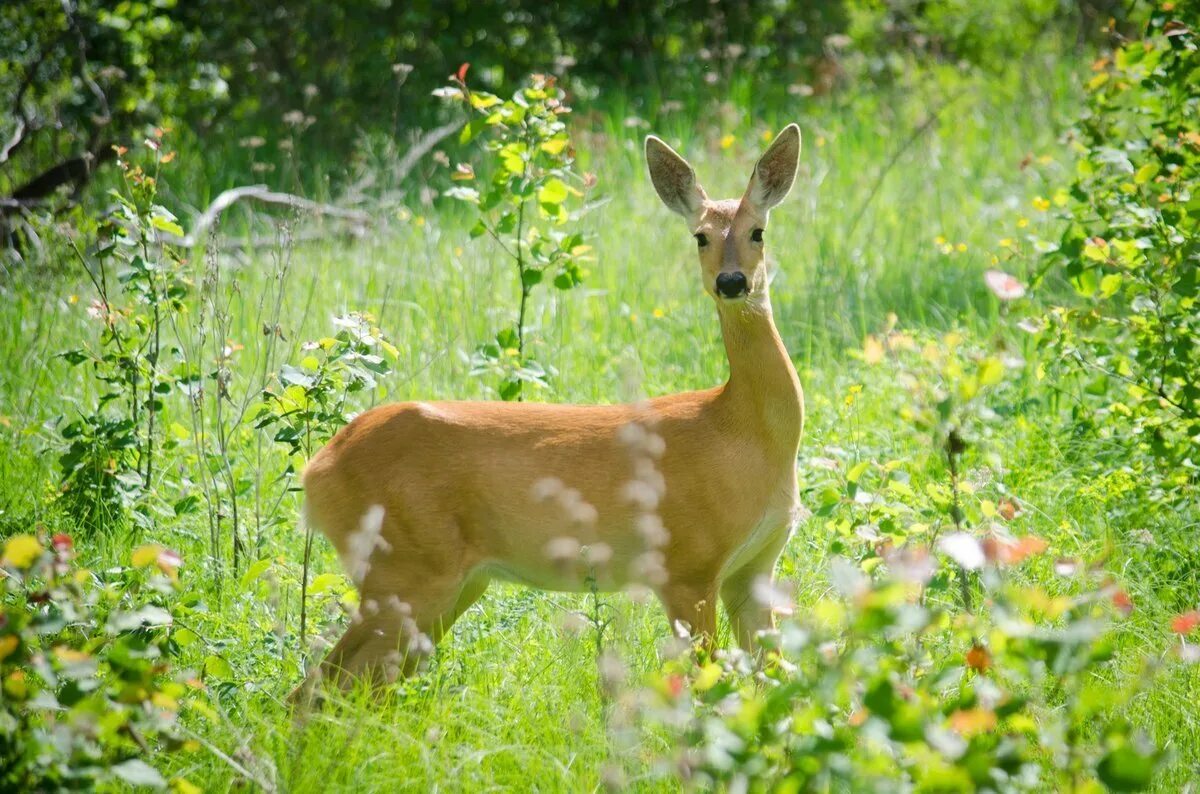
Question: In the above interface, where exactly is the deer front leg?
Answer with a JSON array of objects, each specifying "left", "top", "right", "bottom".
[
  {"left": 659, "top": 581, "right": 718, "bottom": 650},
  {"left": 720, "top": 540, "right": 788, "bottom": 652}
]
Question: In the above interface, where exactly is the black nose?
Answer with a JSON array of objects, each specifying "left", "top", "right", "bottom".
[{"left": 715, "top": 271, "right": 748, "bottom": 298}]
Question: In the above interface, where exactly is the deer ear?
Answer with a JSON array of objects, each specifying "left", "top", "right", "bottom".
[
  {"left": 744, "top": 124, "right": 801, "bottom": 212},
  {"left": 645, "top": 136, "right": 706, "bottom": 219}
]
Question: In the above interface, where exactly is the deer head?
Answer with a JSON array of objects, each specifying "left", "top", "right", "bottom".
[{"left": 645, "top": 124, "right": 801, "bottom": 306}]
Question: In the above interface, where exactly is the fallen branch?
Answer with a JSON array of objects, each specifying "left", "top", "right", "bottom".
[
  {"left": 158, "top": 186, "right": 371, "bottom": 247},
  {"left": 343, "top": 119, "right": 462, "bottom": 203}
]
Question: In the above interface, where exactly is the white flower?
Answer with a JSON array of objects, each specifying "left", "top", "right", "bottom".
[
  {"left": 984, "top": 269, "right": 1026, "bottom": 301},
  {"left": 938, "top": 532, "right": 986, "bottom": 571}
]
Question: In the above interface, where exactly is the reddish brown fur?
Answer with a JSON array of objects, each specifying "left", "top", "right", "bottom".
[{"left": 297, "top": 126, "right": 805, "bottom": 695}]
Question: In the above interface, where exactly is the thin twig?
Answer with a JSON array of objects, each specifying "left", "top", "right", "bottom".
[{"left": 843, "top": 88, "right": 969, "bottom": 245}]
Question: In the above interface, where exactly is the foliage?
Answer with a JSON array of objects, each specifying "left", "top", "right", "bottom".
[
  {"left": 1036, "top": 4, "right": 1199, "bottom": 505},
  {"left": 653, "top": 549, "right": 1166, "bottom": 791},
  {"left": 0, "top": 531, "right": 199, "bottom": 791},
  {"left": 56, "top": 136, "right": 189, "bottom": 532},
  {"left": 441, "top": 72, "right": 592, "bottom": 400},
  {"left": 256, "top": 312, "right": 397, "bottom": 466},
  {"left": 0, "top": 0, "right": 222, "bottom": 258}
]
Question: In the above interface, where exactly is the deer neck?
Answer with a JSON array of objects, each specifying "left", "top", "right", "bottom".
[{"left": 715, "top": 292, "right": 803, "bottom": 455}]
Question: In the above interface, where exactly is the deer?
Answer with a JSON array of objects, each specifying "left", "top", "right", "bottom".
[{"left": 295, "top": 125, "right": 805, "bottom": 696}]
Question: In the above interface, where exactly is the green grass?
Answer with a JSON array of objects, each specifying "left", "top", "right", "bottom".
[{"left": 3, "top": 59, "right": 1199, "bottom": 790}]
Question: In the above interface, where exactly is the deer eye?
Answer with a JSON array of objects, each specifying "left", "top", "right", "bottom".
[
  {"left": 694, "top": 233, "right": 709, "bottom": 247},
  {"left": 751, "top": 228, "right": 764, "bottom": 243}
]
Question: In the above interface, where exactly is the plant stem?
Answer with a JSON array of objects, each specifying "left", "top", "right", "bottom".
[{"left": 946, "top": 428, "right": 973, "bottom": 613}]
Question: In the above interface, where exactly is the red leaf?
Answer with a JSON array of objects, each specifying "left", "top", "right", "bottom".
[
  {"left": 966, "top": 644, "right": 991, "bottom": 673},
  {"left": 1112, "top": 590, "right": 1134, "bottom": 617},
  {"left": 1171, "top": 610, "right": 1200, "bottom": 634}
]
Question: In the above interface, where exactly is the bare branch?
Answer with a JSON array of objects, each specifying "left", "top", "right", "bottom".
[{"left": 155, "top": 185, "right": 369, "bottom": 247}]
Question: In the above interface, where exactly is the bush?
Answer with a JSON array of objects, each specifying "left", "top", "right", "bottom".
[
  {"left": 0, "top": 532, "right": 199, "bottom": 791},
  {"left": 1037, "top": 4, "right": 1200, "bottom": 505}
]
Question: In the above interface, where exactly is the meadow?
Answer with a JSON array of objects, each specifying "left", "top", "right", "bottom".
[{"left": 3, "top": 7, "right": 1199, "bottom": 791}]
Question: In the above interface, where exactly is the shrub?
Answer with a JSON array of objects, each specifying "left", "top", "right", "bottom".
[
  {"left": 0, "top": 532, "right": 199, "bottom": 791},
  {"left": 1037, "top": 4, "right": 1200, "bottom": 505}
]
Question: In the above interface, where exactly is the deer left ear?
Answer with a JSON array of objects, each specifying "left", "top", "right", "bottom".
[{"left": 744, "top": 124, "right": 801, "bottom": 212}]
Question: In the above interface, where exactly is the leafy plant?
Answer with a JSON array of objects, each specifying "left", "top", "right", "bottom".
[
  {"left": 440, "top": 70, "right": 593, "bottom": 400},
  {"left": 57, "top": 135, "right": 190, "bottom": 531},
  {"left": 1036, "top": 4, "right": 1199, "bottom": 504},
  {"left": 646, "top": 546, "right": 1167, "bottom": 792},
  {"left": 0, "top": 531, "right": 200, "bottom": 791}
]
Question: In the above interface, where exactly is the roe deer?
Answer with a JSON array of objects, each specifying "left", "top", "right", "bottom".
[{"left": 297, "top": 125, "right": 805, "bottom": 694}]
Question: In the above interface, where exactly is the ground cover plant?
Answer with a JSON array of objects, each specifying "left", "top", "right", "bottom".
[{"left": 1, "top": 1, "right": 1198, "bottom": 791}]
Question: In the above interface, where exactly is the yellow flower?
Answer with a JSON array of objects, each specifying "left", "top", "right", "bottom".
[
  {"left": 652, "top": 307, "right": 665, "bottom": 319},
  {"left": 131, "top": 544, "right": 163, "bottom": 568},
  {"left": 815, "top": 136, "right": 826, "bottom": 148},
  {"left": 720, "top": 134, "right": 736, "bottom": 149},
  {"left": 999, "top": 238, "right": 1014, "bottom": 249},
  {"left": 1032, "top": 196, "right": 1050, "bottom": 211},
  {"left": 1017, "top": 217, "right": 1029, "bottom": 228},
  {"left": 761, "top": 129, "right": 774, "bottom": 142},
  {"left": 3, "top": 535, "right": 42, "bottom": 569},
  {"left": 68, "top": 294, "right": 79, "bottom": 305},
  {"left": 955, "top": 242, "right": 967, "bottom": 252},
  {"left": 934, "top": 235, "right": 948, "bottom": 246}
]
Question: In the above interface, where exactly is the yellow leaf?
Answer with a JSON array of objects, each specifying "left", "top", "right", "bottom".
[
  {"left": 132, "top": 544, "right": 163, "bottom": 568},
  {"left": 171, "top": 779, "right": 203, "bottom": 794},
  {"left": 0, "top": 635, "right": 18, "bottom": 662},
  {"left": 978, "top": 357, "right": 1004, "bottom": 386},
  {"left": 539, "top": 136, "right": 568, "bottom": 155},
  {"left": 863, "top": 335, "right": 885, "bottom": 364},
  {"left": 3, "top": 535, "right": 42, "bottom": 569},
  {"left": 949, "top": 707, "right": 998, "bottom": 736},
  {"left": 694, "top": 663, "right": 722, "bottom": 691}
]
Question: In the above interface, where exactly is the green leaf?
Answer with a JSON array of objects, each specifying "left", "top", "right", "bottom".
[
  {"left": 150, "top": 215, "right": 185, "bottom": 238},
  {"left": 309, "top": 573, "right": 342, "bottom": 595},
  {"left": 204, "top": 654, "right": 234, "bottom": 679},
  {"left": 1099, "top": 273, "right": 1123, "bottom": 298},
  {"left": 1097, "top": 746, "right": 1159, "bottom": 792},
  {"left": 537, "top": 178, "right": 569, "bottom": 206},
  {"left": 112, "top": 759, "right": 167, "bottom": 789}
]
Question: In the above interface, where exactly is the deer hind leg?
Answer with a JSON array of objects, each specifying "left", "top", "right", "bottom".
[{"left": 298, "top": 512, "right": 486, "bottom": 699}]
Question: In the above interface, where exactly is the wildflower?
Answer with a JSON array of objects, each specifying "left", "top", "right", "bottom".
[
  {"left": 984, "top": 269, "right": 1026, "bottom": 301},
  {"left": 938, "top": 532, "right": 985, "bottom": 570},
  {"left": 3, "top": 535, "right": 42, "bottom": 569}
]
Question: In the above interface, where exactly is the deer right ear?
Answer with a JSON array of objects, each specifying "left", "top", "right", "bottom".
[{"left": 645, "top": 136, "right": 706, "bottom": 219}]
